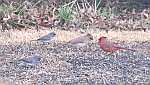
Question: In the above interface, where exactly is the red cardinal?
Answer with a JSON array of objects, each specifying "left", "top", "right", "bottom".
[{"left": 98, "top": 36, "right": 135, "bottom": 53}]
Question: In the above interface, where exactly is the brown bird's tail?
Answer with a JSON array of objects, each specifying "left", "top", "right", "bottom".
[
  {"left": 116, "top": 47, "right": 136, "bottom": 52},
  {"left": 30, "top": 39, "right": 40, "bottom": 42}
]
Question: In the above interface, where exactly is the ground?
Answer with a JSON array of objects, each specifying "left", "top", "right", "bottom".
[{"left": 0, "top": 29, "right": 150, "bottom": 85}]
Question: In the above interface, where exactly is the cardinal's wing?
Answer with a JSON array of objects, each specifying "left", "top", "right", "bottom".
[{"left": 104, "top": 39, "right": 115, "bottom": 48}]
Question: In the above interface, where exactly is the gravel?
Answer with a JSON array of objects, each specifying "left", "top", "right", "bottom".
[{"left": 0, "top": 42, "right": 150, "bottom": 85}]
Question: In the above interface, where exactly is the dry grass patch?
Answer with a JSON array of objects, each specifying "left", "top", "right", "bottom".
[{"left": 0, "top": 28, "right": 150, "bottom": 45}]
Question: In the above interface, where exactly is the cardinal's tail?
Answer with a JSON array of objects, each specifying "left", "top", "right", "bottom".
[{"left": 117, "top": 47, "right": 136, "bottom": 52}]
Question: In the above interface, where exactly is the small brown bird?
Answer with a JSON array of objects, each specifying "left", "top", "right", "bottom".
[
  {"left": 98, "top": 36, "right": 135, "bottom": 53},
  {"left": 68, "top": 33, "right": 93, "bottom": 47}
]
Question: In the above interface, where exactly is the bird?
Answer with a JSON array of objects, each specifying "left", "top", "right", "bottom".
[
  {"left": 68, "top": 33, "right": 93, "bottom": 47},
  {"left": 18, "top": 55, "right": 42, "bottom": 66},
  {"left": 32, "top": 32, "right": 56, "bottom": 44},
  {"left": 98, "top": 36, "right": 135, "bottom": 53}
]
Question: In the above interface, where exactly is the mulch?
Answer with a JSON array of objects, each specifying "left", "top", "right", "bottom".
[{"left": 0, "top": 41, "right": 150, "bottom": 85}]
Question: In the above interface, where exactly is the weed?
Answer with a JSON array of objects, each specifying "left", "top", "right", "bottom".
[{"left": 58, "top": 6, "right": 73, "bottom": 22}]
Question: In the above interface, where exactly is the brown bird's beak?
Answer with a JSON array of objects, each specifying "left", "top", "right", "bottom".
[
  {"left": 90, "top": 37, "right": 93, "bottom": 40},
  {"left": 87, "top": 33, "right": 93, "bottom": 40}
]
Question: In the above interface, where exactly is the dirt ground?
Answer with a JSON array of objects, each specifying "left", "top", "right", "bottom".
[{"left": 0, "top": 29, "right": 150, "bottom": 85}]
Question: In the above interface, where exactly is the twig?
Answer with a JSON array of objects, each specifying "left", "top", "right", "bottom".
[
  {"left": 76, "top": 1, "right": 81, "bottom": 11},
  {"left": 83, "top": 0, "right": 88, "bottom": 9},
  {"left": 70, "top": 0, "right": 78, "bottom": 8},
  {"left": 32, "top": 0, "right": 43, "bottom": 8},
  {"left": 61, "top": 0, "right": 77, "bottom": 8},
  {"left": 84, "top": 0, "right": 91, "bottom": 7},
  {"left": 52, "top": 7, "right": 56, "bottom": 18}
]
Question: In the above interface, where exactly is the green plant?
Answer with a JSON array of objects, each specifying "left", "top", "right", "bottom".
[
  {"left": 98, "top": 7, "right": 117, "bottom": 20},
  {"left": 58, "top": 6, "right": 73, "bottom": 22},
  {"left": 0, "top": 3, "right": 25, "bottom": 16},
  {"left": 14, "top": 9, "right": 24, "bottom": 16},
  {"left": 0, "top": 4, "right": 15, "bottom": 13},
  {"left": 95, "top": 0, "right": 102, "bottom": 11}
]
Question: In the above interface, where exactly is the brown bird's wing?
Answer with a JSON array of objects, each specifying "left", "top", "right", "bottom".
[{"left": 69, "top": 35, "right": 90, "bottom": 44}]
